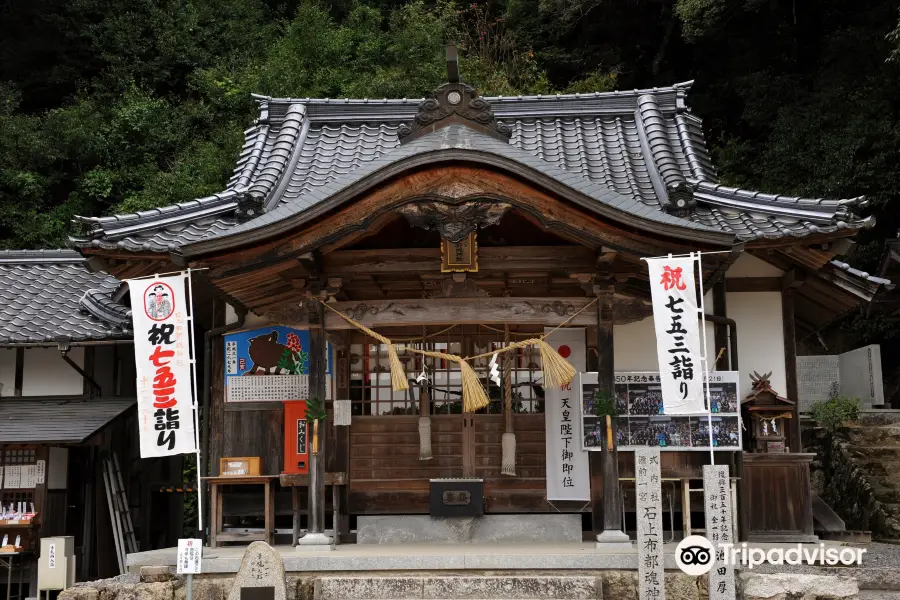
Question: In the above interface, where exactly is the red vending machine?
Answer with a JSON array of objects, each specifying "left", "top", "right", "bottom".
[{"left": 283, "top": 400, "right": 309, "bottom": 475}]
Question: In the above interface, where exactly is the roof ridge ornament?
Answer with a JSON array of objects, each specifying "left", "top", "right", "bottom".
[{"left": 398, "top": 45, "right": 511, "bottom": 144}]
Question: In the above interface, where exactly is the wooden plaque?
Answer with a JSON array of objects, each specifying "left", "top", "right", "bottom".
[{"left": 441, "top": 233, "right": 478, "bottom": 272}]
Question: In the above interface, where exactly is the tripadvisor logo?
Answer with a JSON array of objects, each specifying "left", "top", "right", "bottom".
[
  {"left": 675, "top": 535, "right": 866, "bottom": 573},
  {"left": 675, "top": 536, "right": 715, "bottom": 576}
]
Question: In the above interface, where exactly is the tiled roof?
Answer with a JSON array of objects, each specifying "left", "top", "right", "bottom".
[
  {"left": 0, "top": 250, "right": 132, "bottom": 344},
  {"left": 72, "top": 81, "right": 873, "bottom": 253},
  {"left": 0, "top": 398, "right": 135, "bottom": 444}
]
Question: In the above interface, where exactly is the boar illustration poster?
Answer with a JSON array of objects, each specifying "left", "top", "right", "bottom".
[{"left": 224, "top": 326, "right": 332, "bottom": 402}]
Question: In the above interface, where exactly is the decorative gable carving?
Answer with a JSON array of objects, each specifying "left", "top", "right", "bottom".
[
  {"left": 397, "top": 200, "right": 512, "bottom": 242},
  {"left": 398, "top": 82, "right": 511, "bottom": 144}
]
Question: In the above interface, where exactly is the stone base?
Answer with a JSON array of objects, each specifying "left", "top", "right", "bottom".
[
  {"left": 595, "top": 529, "right": 632, "bottom": 549},
  {"left": 357, "top": 515, "right": 582, "bottom": 544},
  {"left": 296, "top": 532, "right": 333, "bottom": 551}
]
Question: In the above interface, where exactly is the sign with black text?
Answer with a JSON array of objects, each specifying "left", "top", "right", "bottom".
[
  {"left": 646, "top": 256, "right": 705, "bottom": 414},
  {"left": 177, "top": 538, "right": 202, "bottom": 574},
  {"left": 543, "top": 328, "right": 589, "bottom": 501},
  {"left": 129, "top": 274, "right": 198, "bottom": 458}
]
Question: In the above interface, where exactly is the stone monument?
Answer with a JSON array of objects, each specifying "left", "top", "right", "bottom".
[
  {"left": 226, "top": 542, "right": 286, "bottom": 600},
  {"left": 703, "top": 465, "right": 736, "bottom": 600},
  {"left": 635, "top": 448, "right": 665, "bottom": 600}
]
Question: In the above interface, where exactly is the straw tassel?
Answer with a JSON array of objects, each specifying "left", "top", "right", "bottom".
[
  {"left": 501, "top": 432, "right": 516, "bottom": 476},
  {"left": 386, "top": 344, "right": 409, "bottom": 392},
  {"left": 536, "top": 339, "right": 576, "bottom": 388},
  {"left": 458, "top": 359, "right": 490, "bottom": 412},
  {"left": 419, "top": 416, "right": 433, "bottom": 460}
]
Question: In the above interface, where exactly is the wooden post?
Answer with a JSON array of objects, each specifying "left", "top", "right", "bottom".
[
  {"left": 713, "top": 279, "right": 729, "bottom": 371},
  {"left": 782, "top": 290, "right": 801, "bottom": 452},
  {"left": 594, "top": 293, "right": 630, "bottom": 546},
  {"left": 299, "top": 299, "right": 332, "bottom": 548},
  {"left": 333, "top": 347, "right": 351, "bottom": 542},
  {"left": 14, "top": 347, "right": 24, "bottom": 396}
]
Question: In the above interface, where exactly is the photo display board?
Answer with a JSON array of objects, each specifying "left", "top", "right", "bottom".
[{"left": 581, "top": 371, "right": 741, "bottom": 451}]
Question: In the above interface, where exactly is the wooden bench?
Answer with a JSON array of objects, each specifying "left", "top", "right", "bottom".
[
  {"left": 279, "top": 472, "right": 347, "bottom": 546},
  {"left": 204, "top": 475, "right": 277, "bottom": 548}
]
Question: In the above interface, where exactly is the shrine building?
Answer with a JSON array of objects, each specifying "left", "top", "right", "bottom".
[{"left": 0, "top": 52, "right": 892, "bottom": 574}]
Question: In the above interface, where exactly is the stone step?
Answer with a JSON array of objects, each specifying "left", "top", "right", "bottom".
[
  {"left": 861, "top": 591, "right": 900, "bottom": 600},
  {"left": 314, "top": 576, "right": 603, "bottom": 600}
]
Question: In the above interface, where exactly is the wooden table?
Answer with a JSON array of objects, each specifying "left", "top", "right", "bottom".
[
  {"left": 204, "top": 475, "right": 277, "bottom": 548},
  {"left": 279, "top": 472, "right": 347, "bottom": 546}
]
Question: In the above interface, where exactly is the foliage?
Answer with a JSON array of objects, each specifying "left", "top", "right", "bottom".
[
  {"left": 592, "top": 389, "right": 617, "bottom": 418},
  {"left": 3, "top": 0, "right": 900, "bottom": 400},
  {"left": 306, "top": 396, "right": 327, "bottom": 422},
  {"left": 810, "top": 386, "right": 861, "bottom": 433}
]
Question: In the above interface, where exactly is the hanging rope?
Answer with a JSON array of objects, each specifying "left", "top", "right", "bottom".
[
  {"left": 501, "top": 324, "right": 516, "bottom": 476},
  {"left": 318, "top": 298, "right": 598, "bottom": 413}
]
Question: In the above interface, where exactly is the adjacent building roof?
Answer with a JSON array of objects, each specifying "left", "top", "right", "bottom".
[
  {"left": 72, "top": 81, "right": 874, "bottom": 254},
  {"left": 0, "top": 398, "right": 135, "bottom": 444},
  {"left": 0, "top": 250, "right": 132, "bottom": 345}
]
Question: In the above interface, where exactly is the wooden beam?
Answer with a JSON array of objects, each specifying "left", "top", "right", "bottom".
[
  {"left": 725, "top": 277, "right": 781, "bottom": 293},
  {"left": 323, "top": 297, "right": 597, "bottom": 329},
  {"left": 323, "top": 246, "right": 600, "bottom": 275}
]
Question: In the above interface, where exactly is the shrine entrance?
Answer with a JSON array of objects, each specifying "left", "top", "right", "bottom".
[{"left": 346, "top": 326, "right": 549, "bottom": 511}]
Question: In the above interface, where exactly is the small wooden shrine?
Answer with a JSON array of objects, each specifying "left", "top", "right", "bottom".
[{"left": 742, "top": 371, "right": 796, "bottom": 454}]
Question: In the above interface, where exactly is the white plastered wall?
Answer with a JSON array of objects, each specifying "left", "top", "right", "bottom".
[
  {"left": 726, "top": 253, "right": 786, "bottom": 398},
  {"left": 21, "top": 347, "right": 85, "bottom": 396},
  {"left": 614, "top": 319, "right": 715, "bottom": 372}
]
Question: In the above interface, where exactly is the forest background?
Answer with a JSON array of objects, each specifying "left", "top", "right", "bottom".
[{"left": 2, "top": 0, "right": 900, "bottom": 398}]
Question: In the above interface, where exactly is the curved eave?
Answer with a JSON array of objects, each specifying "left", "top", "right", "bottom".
[{"left": 181, "top": 147, "right": 735, "bottom": 258}]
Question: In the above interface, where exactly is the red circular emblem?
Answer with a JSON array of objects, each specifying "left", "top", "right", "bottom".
[
  {"left": 557, "top": 344, "right": 572, "bottom": 358},
  {"left": 143, "top": 281, "right": 176, "bottom": 321}
]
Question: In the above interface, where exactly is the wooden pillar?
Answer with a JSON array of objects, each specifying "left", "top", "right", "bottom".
[
  {"left": 782, "top": 290, "right": 801, "bottom": 452},
  {"left": 593, "top": 293, "right": 630, "bottom": 546},
  {"left": 14, "top": 347, "right": 24, "bottom": 396},
  {"left": 300, "top": 299, "right": 331, "bottom": 547}
]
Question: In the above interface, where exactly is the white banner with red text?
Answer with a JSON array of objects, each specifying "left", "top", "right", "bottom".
[
  {"left": 646, "top": 256, "right": 706, "bottom": 415},
  {"left": 543, "top": 327, "right": 590, "bottom": 501},
  {"left": 129, "top": 274, "right": 198, "bottom": 458}
]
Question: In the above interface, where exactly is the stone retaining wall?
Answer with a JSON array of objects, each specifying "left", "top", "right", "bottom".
[
  {"left": 804, "top": 423, "right": 897, "bottom": 537},
  {"left": 58, "top": 569, "right": 861, "bottom": 600}
]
